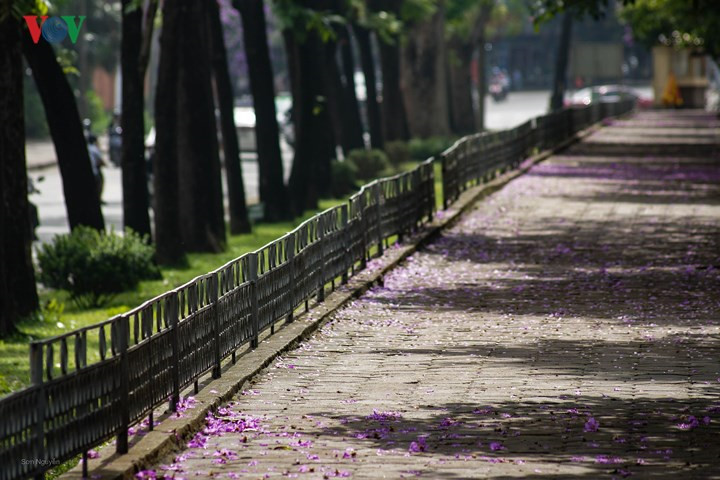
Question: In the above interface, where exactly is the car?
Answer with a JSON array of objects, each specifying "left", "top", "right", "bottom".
[{"left": 566, "top": 85, "right": 653, "bottom": 108}]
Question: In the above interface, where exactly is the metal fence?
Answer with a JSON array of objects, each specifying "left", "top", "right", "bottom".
[
  {"left": 440, "top": 101, "right": 635, "bottom": 208},
  {"left": 0, "top": 101, "right": 632, "bottom": 480}
]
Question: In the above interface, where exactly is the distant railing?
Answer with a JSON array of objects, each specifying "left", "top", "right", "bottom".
[
  {"left": 440, "top": 101, "right": 635, "bottom": 208},
  {"left": 0, "top": 100, "right": 632, "bottom": 480}
]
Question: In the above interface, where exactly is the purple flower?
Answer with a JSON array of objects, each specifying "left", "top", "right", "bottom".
[
  {"left": 584, "top": 417, "right": 600, "bottom": 432},
  {"left": 409, "top": 436, "right": 427, "bottom": 453},
  {"left": 135, "top": 471, "right": 157, "bottom": 479},
  {"left": 489, "top": 442, "right": 505, "bottom": 451}
]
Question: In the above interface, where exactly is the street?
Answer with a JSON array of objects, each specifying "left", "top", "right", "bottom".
[{"left": 28, "top": 91, "right": 553, "bottom": 244}]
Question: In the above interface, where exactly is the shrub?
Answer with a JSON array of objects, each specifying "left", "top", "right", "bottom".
[
  {"left": 384, "top": 141, "right": 411, "bottom": 170},
  {"left": 347, "top": 148, "right": 390, "bottom": 181},
  {"left": 37, "top": 227, "right": 161, "bottom": 307},
  {"left": 330, "top": 159, "right": 358, "bottom": 198},
  {"left": 408, "top": 136, "right": 458, "bottom": 160}
]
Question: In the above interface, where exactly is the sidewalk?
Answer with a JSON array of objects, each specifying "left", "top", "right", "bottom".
[{"left": 133, "top": 111, "right": 720, "bottom": 478}]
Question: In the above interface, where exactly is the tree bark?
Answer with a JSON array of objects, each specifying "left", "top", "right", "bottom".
[
  {"left": 286, "top": 30, "right": 335, "bottom": 214},
  {"left": 550, "top": 12, "right": 573, "bottom": 112},
  {"left": 22, "top": 36, "right": 105, "bottom": 231},
  {"left": 236, "top": 0, "right": 290, "bottom": 222},
  {"left": 447, "top": 38, "right": 475, "bottom": 135},
  {"left": 401, "top": 4, "right": 451, "bottom": 138},
  {"left": 374, "top": 0, "right": 409, "bottom": 141},
  {"left": 322, "top": 35, "right": 360, "bottom": 160},
  {"left": 208, "top": 0, "right": 251, "bottom": 234},
  {"left": 337, "top": 25, "right": 366, "bottom": 152},
  {"left": 121, "top": 0, "right": 152, "bottom": 238},
  {"left": 176, "top": 0, "right": 226, "bottom": 252},
  {"left": 355, "top": 24, "right": 384, "bottom": 149},
  {"left": 0, "top": 14, "right": 38, "bottom": 335},
  {"left": 153, "top": 0, "right": 185, "bottom": 264}
]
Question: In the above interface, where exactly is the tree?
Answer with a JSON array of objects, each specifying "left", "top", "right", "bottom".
[
  {"left": 284, "top": 26, "right": 335, "bottom": 213},
  {"left": 208, "top": 0, "right": 251, "bottom": 234},
  {"left": 369, "top": 0, "right": 409, "bottom": 141},
  {"left": 445, "top": 0, "right": 493, "bottom": 134},
  {"left": 153, "top": 0, "right": 184, "bottom": 264},
  {"left": 549, "top": 12, "right": 572, "bottom": 111},
  {"left": 0, "top": 9, "right": 38, "bottom": 335},
  {"left": 353, "top": 22, "right": 384, "bottom": 149},
  {"left": 22, "top": 33, "right": 105, "bottom": 231},
  {"left": 236, "top": 0, "right": 291, "bottom": 221},
  {"left": 621, "top": 0, "right": 720, "bottom": 60},
  {"left": 400, "top": 0, "right": 451, "bottom": 138},
  {"left": 335, "top": 21, "right": 366, "bottom": 154},
  {"left": 120, "top": 0, "right": 152, "bottom": 238},
  {"left": 175, "top": 0, "right": 226, "bottom": 252}
]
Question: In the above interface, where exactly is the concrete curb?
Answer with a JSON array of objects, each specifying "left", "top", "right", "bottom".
[{"left": 63, "top": 120, "right": 602, "bottom": 480}]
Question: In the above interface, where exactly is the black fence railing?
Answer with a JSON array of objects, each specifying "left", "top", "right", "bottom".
[
  {"left": 0, "top": 101, "right": 633, "bottom": 480},
  {"left": 441, "top": 101, "right": 635, "bottom": 208}
]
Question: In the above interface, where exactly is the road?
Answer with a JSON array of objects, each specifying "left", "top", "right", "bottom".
[{"left": 28, "top": 91, "right": 552, "bottom": 244}]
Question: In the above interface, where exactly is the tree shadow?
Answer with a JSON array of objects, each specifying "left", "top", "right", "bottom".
[{"left": 302, "top": 395, "right": 720, "bottom": 478}]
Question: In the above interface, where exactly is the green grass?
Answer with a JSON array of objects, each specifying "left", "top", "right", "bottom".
[
  {"left": 0, "top": 160, "right": 445, "bottom": 397},
  {"left": 0, "top": 199, "right": 342, "bottom": 396}
]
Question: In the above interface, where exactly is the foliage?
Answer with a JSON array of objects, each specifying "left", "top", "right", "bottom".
[
  {"left": 531, "top": 0, "right": 720, "bottom": 59},
  {"left": 620, "top": 0, "right": 719, "bottom": 56},
  {"left": 347, "top": 148, "right": 390, "bottom": 180},
  {"left": 36, "top": 227, "right": 160, "bottom": 307},
  {"left": 408, "top": 136, "right": 457, "bottom": 160},
  {"left": 330, "top": 159, "right": 358, "bottom": 197},
  {"left": 384, "top": 140, "right": 411, "bottom": 169},
  {"left": 85, "top": 90, "right": 109, "bottom": 135}
]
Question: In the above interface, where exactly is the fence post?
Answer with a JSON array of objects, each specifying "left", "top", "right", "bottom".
[
  {"left": 29, "top": 343, "right": 45, "bottom": 480},
  {"left": 316, "top": 215, "right": 326, "bottom": 303},
  {"left": 286, "top": 236, "right": 296, "bottom": 323},
  {"left": 167, "top": 293, "right": 180, "bottom": 412},
  {"left": 374, "top": 184, "right": 383, "bottom": 256},
  {"left": 210, "top": 274, "right": 221, "bottom": 379},
  {"left": 249, "top": 253, "right": 259, "bottom": 348},
  {"left": 340, "top": 205, "right": 349, "bottom": 284},
  {"left": 116, "top": 315, "right": 129, "bottom": 453},
  {"left": 359, "top": 193, "right": 368, "bottom": 270}
]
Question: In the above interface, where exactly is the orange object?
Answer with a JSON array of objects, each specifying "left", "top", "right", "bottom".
[{"left": 661, "top": 73, "right": 683, "bottom": 107}]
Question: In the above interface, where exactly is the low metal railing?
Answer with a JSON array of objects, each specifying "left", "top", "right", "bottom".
[{"left": 0, "top": 100, "right": 633, "bottom": 480}]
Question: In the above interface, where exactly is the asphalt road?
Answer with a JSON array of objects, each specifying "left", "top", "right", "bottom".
[{"left": 27, "top": 90, "right": 552, "bottom": 244}]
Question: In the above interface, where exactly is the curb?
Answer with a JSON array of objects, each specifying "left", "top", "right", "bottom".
[{"left": 63, "top": 120, "right": 601, "bottom": 480}]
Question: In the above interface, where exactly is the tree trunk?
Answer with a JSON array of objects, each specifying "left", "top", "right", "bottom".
[
  {"left": 22, "top": 36, "right": 105, "bottom": 231},
  {"left": 286, "top": 31, "right": 335, "bottom": 214},
  {"left": 236, "top": 0, "right": 290, "bottom": 222},
  {"left": 337, "top": 25, "right": 365, "bottom": 152},
  {"left": 207, "top": 0, "right": 251, "bottom": 234},
  {"left": 176, "top": 0, "right": 226, "bottom": 252},
  {"left": 322, "top": 35, "right": 360, "bottom": 161},
  {"left": 0, "top": 15, "right": 38, "bottom": 335},
  {"left": 374, "top": 0, "right": 409, "bottom": 142},
  {"left": 153, "top": 0, "right": 185, "bottom": 264},
  {"left": 401, "top": 5, "right": 451, "bottom": 138},
  {"left": 447, "top": 39, "right": 475, "bottom": 135},
  {"left": 550, "top": 12, "right": 573, "bottom": 112},
  {"left": 475, "top": 5, "right": 492, "bottom": 132},
  {"left": 121, "top": 0, "right": 152, "bottom": 238},
  {"left": 355, "top": 24, "right": 384, "bottom": 149}
]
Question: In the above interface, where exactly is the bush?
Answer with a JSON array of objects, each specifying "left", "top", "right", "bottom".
[
  {"left": 330, "top": 160, "right": 358, "bottom": 198},
  {"left": 37, "top": 227, "right": 161, "bottom": 307},
  {"left": 347, "top": 148, "right": 390, "bottom": 181},
  {"left": 408, "top": 136, "right": 458, "bottom": 160},
  {"left": 384, "top": 141, "right": 411, "bottom": 170}
]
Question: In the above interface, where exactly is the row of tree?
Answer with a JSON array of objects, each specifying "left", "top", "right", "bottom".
[{"left": 5, "top": 0, "right": 716, "bottom": 335}]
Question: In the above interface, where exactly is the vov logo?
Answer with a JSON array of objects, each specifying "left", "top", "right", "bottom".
[{"left": 23, "top": 15, "right": 86, "bottom": 44}]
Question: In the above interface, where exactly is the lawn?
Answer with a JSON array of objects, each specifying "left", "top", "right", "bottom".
[{"left": 0, "top": 162, "right": 445, "bottom": 396}]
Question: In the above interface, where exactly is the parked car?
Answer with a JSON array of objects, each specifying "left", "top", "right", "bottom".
[{"left": 566, "top": 85, "right": 653, "bottom": 108}]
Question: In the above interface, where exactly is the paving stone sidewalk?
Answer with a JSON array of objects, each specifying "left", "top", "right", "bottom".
[{"left": 145, "top": 111, "right": 720, "bottom": 479}]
